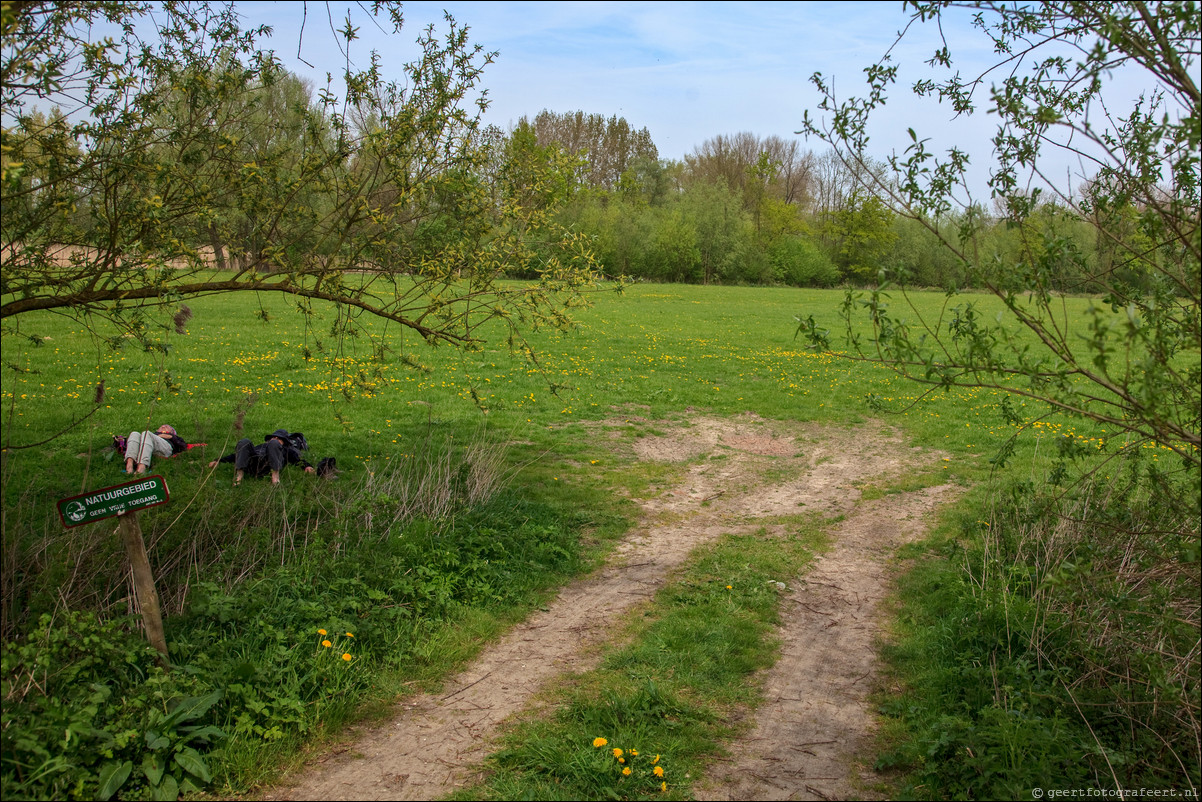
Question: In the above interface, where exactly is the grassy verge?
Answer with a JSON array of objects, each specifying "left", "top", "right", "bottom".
[
  {"left": 874, "top": 471, "right": 1200, "bottom": 798},
  {"left": 450, "top": 519, "right": 827, "bottom": 801}
]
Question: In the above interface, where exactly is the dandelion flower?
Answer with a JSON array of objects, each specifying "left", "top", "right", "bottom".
[
  {"left": 322, "top": 640, "right": 332, "bottom": 648},
  {"left": 622, "top": 767, "right": 632, "bottom": 776},
  {"left": 346, "top": 632, "right": 354, "bottom": 638},
  {"left": 661, "top": 781, "right": 668, "bottom": 792},
  {"left": 619, "top": 757, "right": 625, "bottom": 764},
  {"left": 630, "top": 749, "right": 638, "bottom": 756},
  {"left": 318, "top": 628, "right": 328, "bottom": 636},
  {"left": 652, "top": 754, "right": 660, "bottom": 764},
  {"left": 342, "top": 653, "right": 352, "bottom": 661},
  {"left": 593, "top": 737, "right": 608, "bottom": 748},
  {"left": 612, "top": 748, "right": 623, "bottom": 759},
  {"left": 654, "top": 766, "right": 664, "bottom": 777},
  {"left": 726, "top": 585, "right": 732, "bottom": 590}
]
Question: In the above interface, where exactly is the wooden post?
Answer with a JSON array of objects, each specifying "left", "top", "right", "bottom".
[{"left": 117, "top": 510, "right": 170, "bottom": 663}]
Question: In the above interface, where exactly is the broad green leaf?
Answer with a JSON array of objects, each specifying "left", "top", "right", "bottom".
[
  {"left": 143, "top": 751, "right": 165, "bottom": 786},
  {"left": 150, "top": 772, "right": 180, "bottom": 801},
  {"left": 173, "top": 747, "right": 212, "bottom": 783},
  {"left": 97, "top": 760, "right": 132, "bottom": 801},
  {"left": 163, "top": 689, "right": 223, "bottom": 726}
]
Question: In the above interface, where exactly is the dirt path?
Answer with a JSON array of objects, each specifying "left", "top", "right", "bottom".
[{"left": 263, "top": 414, "right": 956, "bottom": 801}]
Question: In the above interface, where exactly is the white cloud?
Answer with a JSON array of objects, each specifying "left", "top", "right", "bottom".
[{"left": 239, "top": 0, "right": 1157, "bottom": 198}]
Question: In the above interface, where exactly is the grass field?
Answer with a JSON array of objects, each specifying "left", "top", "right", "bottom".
[
  {"left": 3, "top": 282, "right": 1119, "bottom": 480},
  {"left": 3, "top": 282, "right": 1194, "bottom": 800}
]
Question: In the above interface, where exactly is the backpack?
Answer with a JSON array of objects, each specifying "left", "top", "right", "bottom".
[
  {"left": 288, "top": 432, "right": 310, "bottom": 452},
  {"left": 316, "top": 457, "right": 338, "bottom": 478}
]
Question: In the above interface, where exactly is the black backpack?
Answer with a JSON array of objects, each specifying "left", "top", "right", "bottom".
[{"left": 288, "top": 432, "right": 310, "bottom": 452}]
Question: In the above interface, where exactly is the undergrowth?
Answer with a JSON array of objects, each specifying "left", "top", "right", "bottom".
[
  {"left": 1, "top": 426, "right": 626, "bottom": 800},
  {"left": 876, "top": 460, "right": 1200, "bottom": 799}
]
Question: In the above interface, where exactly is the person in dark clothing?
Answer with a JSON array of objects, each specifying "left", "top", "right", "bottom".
[
  {"left": 124, "top": 424, "right": 188, "bottom": 474},
  {"left": 208, "top": 429, "right": 315, "bottom": 486}
]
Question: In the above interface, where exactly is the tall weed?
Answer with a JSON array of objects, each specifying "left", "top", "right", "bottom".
[
  {"left": 879, "top": 466, "right": 1200, "bottom": 797},
  {"left": 1, "top": 426, "right": 601, "bottom": 799},
  {"left": 1, "top": 425, "right": 513, "bottom": 638}
]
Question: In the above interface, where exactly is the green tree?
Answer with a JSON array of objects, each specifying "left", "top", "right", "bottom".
[
  {"left": 800, "top": 5, "right": 1199, "bottom": 790},
  {"left": 1, "top": 2, "right": 603, "bottom": 373},
  {"left": 800, "top": 0, "right": 1200, "bottom": 475},
  {"left": 824, "top": 190, "right": 897, "bottom": 283},
  {"left": 679, "top": 179, "right": 744, "bottom": 285},
  {"left": 646, "top": 206, "right": 701, "bottom": 282},
  {"left": 521, "top": 109, "right": 658, "bottom": 191}
]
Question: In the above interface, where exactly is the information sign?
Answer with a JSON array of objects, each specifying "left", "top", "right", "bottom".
[{"left": 57, "top": 476, "right": 170, "bottom": 528}]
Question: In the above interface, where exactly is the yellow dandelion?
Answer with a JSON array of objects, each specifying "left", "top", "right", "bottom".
[
  {"left": 622, "top": 766, "right": 632, "bottom": 776},
  {"left": 652, "top": 754, "right": 660, "bottom": 764},
  {"left": 593, "top": 737, "right": 608, "bottom": 748},
  {"left": 318, "top": 628, "right": 328, "bottom": 636},
  {"left": 726, "top": 585, "right": 732, "bottom": 590},
  {"left": 654, "top": 765, "right": 664, "bottom": 777},
  {"left": 630, "top": 749, "right": 638, "bottom": 756},
  {"left": 661, "top": 781, "right": 668, "bottom": 792},
  {"left": 612, "top": 748, "right": 623, "bottom": 759},
  {"left": 342, "top": 653, "right": 352, "bottom": 661},
  {"left": 346, "top": 632, "right": 354, "bottom": 638},
  {"left": 619, "top": 757, "right": 625, "bottom": 764},
  {"left": 322, "top": 640, "right": 332, "bottom": 648}
]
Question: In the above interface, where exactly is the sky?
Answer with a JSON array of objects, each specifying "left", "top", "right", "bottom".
[
  {"left": 101, "top": 0, "right": 1167, "bottom": 203},
  {"left": 235, "top": 1, "right": 1009, "bottom": 187}
]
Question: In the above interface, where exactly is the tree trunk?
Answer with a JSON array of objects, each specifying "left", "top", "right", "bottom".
[{"left": 208, "top": 224, "right": 227, "bottom": 272}]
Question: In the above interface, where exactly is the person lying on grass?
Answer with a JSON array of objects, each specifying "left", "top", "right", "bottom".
[
  {"left": 124, "top": 424, "right": 188, "bottom": 475},
  {"left": 208, "top": 429, "right": 315, "bottom": 486}
]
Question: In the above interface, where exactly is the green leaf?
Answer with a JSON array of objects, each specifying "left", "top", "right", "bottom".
[
  {"left": 145, "top": 729, "right": 170, "bottom": 750},
  {"left": 143, "top": 751, "right": 166, "bottom": 786},
  {"left": 163, "top": 689, "right": 223, "bottom": 726},
  {"left": 173, "top": 747, "right": 212, "bottom": 783},
  {"left": 97, "top": 760, "right": 132, "bottom": 801},
  {"left": 180, "top": 724, "right": 227, "bottom": 744},
  {"left": 150, "top": 772, "right": 180, "bottom": 801}
]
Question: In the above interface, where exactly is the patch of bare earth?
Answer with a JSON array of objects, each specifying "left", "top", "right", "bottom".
[{"left": 262, "top": 414, "right": 957, "bottom": 801}]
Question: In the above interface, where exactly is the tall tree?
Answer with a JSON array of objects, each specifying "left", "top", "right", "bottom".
[
  {"left": 685, "top": 132, "right": 815, "bottom": 211},
  {"left": 520, "top": 109, "right": 658, "bottom": 190}
]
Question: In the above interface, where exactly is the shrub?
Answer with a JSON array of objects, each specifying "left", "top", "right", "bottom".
[{"left": 769, "top": 236, "right": 840, "bottom": 287}]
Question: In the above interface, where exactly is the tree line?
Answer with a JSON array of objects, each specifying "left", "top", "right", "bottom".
[
  {"left": 1, "top": 2, "right": 600, "bottom": 359},
  {"left": 515, "top": 112, "right": 1183, "bottom": 295},
  {"left": 6, "top": 54, "right": 1157, "bottom": 316}
]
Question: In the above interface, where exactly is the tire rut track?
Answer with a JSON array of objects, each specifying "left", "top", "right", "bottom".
[{"left": 263, "top": 417, "right": 952, "bottom": 801}]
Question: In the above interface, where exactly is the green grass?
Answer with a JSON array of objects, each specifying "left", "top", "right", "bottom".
[
  {"left": 2, "top": 282, "right": 1134, "bottom": 493},
  {"left": 451, "top": 520, "right": 827, "bottom": 801},
  {"left": 3, "top": 282, "right": 1193, "bottom": 800}
]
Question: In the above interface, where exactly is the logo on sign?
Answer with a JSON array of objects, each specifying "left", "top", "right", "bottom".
[{"left": 65, "top": 500, "right": 88, "bottom": 523}]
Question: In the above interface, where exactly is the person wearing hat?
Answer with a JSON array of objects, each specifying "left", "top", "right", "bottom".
[
  {"left": 208, "top": 429, "right": 315, "bottom": 486},
  {"left": 124, "top": 424, "right": 188, "bottom": 474}
]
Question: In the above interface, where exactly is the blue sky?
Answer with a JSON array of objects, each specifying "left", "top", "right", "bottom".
[
  {"left": 240, "top": 2, "right": 978, "bottom": 159},
  {"left": 230, "top": 1, "right": 1155, "bottom": 200}
]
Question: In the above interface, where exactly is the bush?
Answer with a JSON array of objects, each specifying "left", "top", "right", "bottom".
[
  {"left": 769, "top": 236, "right": 840, "bottom": 287},
  {"left": 1, "top": 611, "right": 222, "bottom": 801}
]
